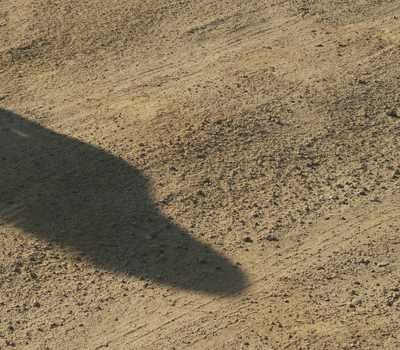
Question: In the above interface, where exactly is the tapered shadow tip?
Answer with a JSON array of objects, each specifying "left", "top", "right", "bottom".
[{"left": 0, "top": 108, "right": 248, "bottom": 296}]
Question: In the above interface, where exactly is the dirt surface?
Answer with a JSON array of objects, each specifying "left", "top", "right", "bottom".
[{"left": 1, "top": 1, "right": 400, "bottom": 349}]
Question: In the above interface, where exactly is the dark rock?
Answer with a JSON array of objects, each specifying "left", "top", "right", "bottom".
[
  {"left": 265, "top": 233, "right": 279, "bottom": 242},
  {"left": 386, "top": 109, "right": 399, "bottom": 118},
  {"left": 243, "top": 236, "right": 253, "bottom": 243}
]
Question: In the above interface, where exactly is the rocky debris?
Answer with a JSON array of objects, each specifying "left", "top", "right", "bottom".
[
  {"left": 386, "top": 109, "right": 399, "bottom": 118},
  {"left": 5, "top": 340, "right": 16, "bottom": 347},
  {"left": 349, "top": 297, "right": 363, "bottom": 308},
  {"left": 377, "top": 261, "right": 390, "bottom": 268},
  {"left": 264, "top": 233, "right": 279, "bottom": 242},
  {"left": 1, "top": 0, "right": 400, "bottom": 349}
]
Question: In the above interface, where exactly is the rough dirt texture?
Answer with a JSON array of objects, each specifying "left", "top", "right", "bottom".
[{"left": 1, "top": 1, "right": 400, "bottom": 349}]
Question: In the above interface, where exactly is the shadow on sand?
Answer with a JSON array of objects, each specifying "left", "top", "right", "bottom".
[{"left": 0, "top": 108, "right": 247, "bottom": 295}]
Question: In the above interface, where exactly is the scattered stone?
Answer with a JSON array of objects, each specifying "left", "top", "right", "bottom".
[
  {"left": 359, "top": 258, "right": 370, "bottom": 265},
  {"left": 198, "top": 257, "right": 207, "bottom": 264},
  {"left": 265, "top": 233, "right": 279, "bottom": 242},
  {"left": 349, "top": 297, "right": 363, "bottom": 308},
  {"left": 243, "top": 236, "right": 253, "bottom": 243},
  {"left": 378, "top": 261, "right": 390, "bottom": 267},
  {"left": 5, "top": 340, "right": 16, "bottom": 347},
  {"left": 386, "top": 109, "right": 399, "bottom": 118}
]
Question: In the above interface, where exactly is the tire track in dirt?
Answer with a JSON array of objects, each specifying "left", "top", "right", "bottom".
[{"left": 102, "top": 197, "right": 400, "bottom": 348}]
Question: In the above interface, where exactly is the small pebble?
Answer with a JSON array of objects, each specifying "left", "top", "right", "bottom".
[
  {"left": 386, "top": 109, "right": 399, "bottom": 118},
  {"left": 265, "top": 234, "right": 279, "bottom": 242}
]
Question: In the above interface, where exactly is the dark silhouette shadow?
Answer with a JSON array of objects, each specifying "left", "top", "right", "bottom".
[{"left": 0, "top": 108, "right": 247, "bottom": 295}]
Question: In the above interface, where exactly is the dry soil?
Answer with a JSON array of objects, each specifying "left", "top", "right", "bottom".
[{"left": 0, "top": 1, "right": 400, "bottom": 349}]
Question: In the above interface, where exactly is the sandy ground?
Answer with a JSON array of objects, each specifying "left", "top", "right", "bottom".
[{"left": 1, "top": 1, "right": 400, "bottom": 349}]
